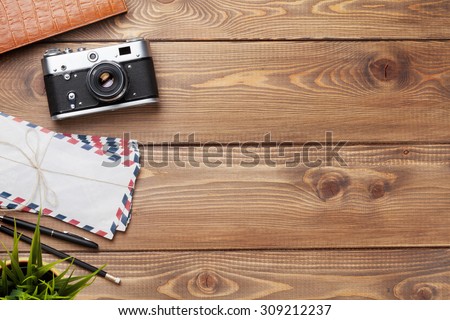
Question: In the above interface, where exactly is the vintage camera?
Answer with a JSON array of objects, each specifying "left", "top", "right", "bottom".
[{"left": 41, "top": 38, "right": 159, "bottom": 120}]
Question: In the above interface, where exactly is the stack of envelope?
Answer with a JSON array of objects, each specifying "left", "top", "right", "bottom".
[{"left": 0, "top": 112, "right": 140, "bottom": 240}]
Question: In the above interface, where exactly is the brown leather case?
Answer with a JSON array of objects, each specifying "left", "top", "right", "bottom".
[{"left": 0, "top": 0, "right": 127, "bottom": 54}]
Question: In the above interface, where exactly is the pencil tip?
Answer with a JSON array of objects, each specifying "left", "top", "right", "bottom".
[{"left": 105, "top": 273, "right": 121, "bottom": 285}]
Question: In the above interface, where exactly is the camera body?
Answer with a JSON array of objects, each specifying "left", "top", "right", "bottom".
[{"left": 41, "top": 39, "right": 159, "bottom": 120}]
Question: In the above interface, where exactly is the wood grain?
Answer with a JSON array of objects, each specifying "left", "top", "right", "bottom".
[
  {"left": 1, "top": 0, "right": 450, "bottom": 301},
  {"left": 0, "top": 41, "right": 450, "bottom": 143},
  {"left": 2, "top": 145, "right": 450, "bottom": 250},
  {"left": 51, "top": 0, "right": 450, "bottom": 41},
  {"left": 36, "top": 249, "right": 450, "bottom": 300}
]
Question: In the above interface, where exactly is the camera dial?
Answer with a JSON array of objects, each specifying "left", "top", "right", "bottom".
[
  {"left": 88, "top": 51, "right": 99, "bottom": 62},
  {"left": 126, "top": 37, "right": 144, "bottom": 43},
  {"left": 86, "top": 61, "right": 128, "bottom": 102},
  {"left": 44, "top": 48, "right": 63, "bottom": 57}
]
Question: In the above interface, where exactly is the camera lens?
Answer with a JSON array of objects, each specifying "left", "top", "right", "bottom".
[{"left": 86, "top": 62, "right": 128, "bottom": 102}]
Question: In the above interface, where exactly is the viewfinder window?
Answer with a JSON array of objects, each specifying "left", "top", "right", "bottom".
[{"left": 119, "top": 46, "right": 131, "bottom": 56}]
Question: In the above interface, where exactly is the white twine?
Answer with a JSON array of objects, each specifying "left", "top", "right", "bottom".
[
  {"left": 0, "top": 130, "right": 57, "bottom": 210},
  {"left": 0, "top": 129, "right": 128, "bottom": 212}
]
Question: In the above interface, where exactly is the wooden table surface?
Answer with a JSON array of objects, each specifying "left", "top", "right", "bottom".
[{"left": 1, "top": 0, "right": 450, "bottom": 300}]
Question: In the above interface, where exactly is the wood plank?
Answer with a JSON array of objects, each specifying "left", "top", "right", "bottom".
[
  {"left": 1, "top": 41, "right": 450, "bottom": 143},
  {"left": 118, "top": 145, "right": 450, "bottom": 249},
  {"left": 2, "top": 145, "right": 450, "bottom": 250},
  {"left": 37, "top": 249, "right": 450, "bottom": 300},
  {"left": 51, "top": 0, "right": 450, "bottom": 41}
]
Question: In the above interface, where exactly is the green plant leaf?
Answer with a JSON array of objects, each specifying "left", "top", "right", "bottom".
[
  {"left": 34, "top": 258, "right": 67, "bottom": 279},
  {"left": 2, "top": 223, "right": 25, "bottom": 284},
  {"left": 0, "top": 260, "right": 20, "bottom": 285},
  {"left": 0, "top": 260, "right": 10, "bottom": 296},
  {"left": 28, "top": 212, "right": 43, "bottom": 269},
  {"left": 1, "top": 210, "right": 100, "bottom": 300}
]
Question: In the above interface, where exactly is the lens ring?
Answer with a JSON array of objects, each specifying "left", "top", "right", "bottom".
[{"left": 86, "top": 61, "right": 128, "bottom": 102}]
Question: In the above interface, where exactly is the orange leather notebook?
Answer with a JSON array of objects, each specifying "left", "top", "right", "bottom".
[{"left": 0, "top": 0, "right": 127, "bottom": 54}]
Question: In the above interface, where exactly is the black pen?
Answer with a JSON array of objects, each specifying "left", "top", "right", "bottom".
[
  {"left": 0, "top": 215, "right": 99, "bottom": 249},
  {"left": 0, "top": 225, "right": 120, "bottom": 284}
]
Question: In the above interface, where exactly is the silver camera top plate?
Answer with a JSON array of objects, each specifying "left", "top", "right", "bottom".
[{"left": 42, "top": 39, "right": 152, "bottom": 76}]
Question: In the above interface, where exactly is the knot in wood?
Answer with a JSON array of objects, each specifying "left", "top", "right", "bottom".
[
  {"left": 316, "top": 172, "right": 346, "bottom": 201},
  {"left": 369, "top": 58, "right": 399, "bottom": 82},
  {"left": 412, "top": 284, "right": 436, "bottom": 300},
  {"left": 195, "top": 271, "right": 220, "bottom": 295},
  {"left": 156, "top": 0, "right": 175, "bottom": 3},
  {"left": 369, "top": 180, "right": 386, "bottom": 199}
]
